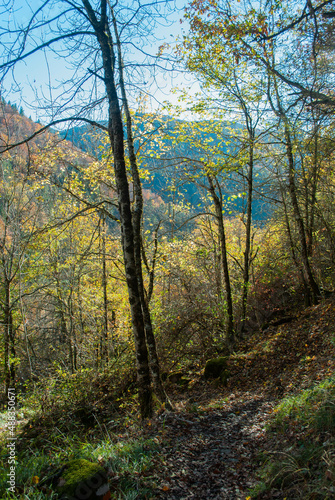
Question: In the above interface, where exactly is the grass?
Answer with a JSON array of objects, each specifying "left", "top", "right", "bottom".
[
  {"left": 270, "top": 374, "right": 335, "bottom": 434},
  {"left": 0, "top": 361, "right": 158, "bottom": 499},
  {"left": 0, "top": 435, "right": 158, "bottom": 498},
  {"left": 248, "top": 374, "right": 335, "bottom": 499}
]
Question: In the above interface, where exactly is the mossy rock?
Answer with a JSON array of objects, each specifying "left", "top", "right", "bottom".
[
  {"left": 220, "top": 369, "right": 231, "bottom": 386},
  {"left": 57, "top": 459, "right": 110, "bottom": 500},
  {"left": 204, "top": 357, "right": 229, "bottom": 380}
]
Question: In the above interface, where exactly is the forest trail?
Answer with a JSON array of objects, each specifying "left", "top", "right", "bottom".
[
  {"left": 142, "top": 392, "right": 276, "bottom": 499},
  {"left": 2, "top": 298, "right": 333, "bottom": 499},
  {"left": 139, "top": 297, "right": 335, "bottom": 499}
]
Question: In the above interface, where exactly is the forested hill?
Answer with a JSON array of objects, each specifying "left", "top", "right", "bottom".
[
  {"left": 1, "top": 0, "right": 335, "bottom": 497},
  {"left": 61, "top": 115, "right": 271, "bottom": 221},
  {"left": 0, "top": 101, "right": 91, "bottom": 168},
  {"left": 0, "top": 103, "right": 270, "bottom": 223}
]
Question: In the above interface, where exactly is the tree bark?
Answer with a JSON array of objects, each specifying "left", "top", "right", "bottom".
[
  {"left": 112, "top": 11, "right": 171, "bottom": 409},
  {"left": 82, "top": 0, "right": 152, "bottom": 418},
  {"left": 207, "top": 175, "right": 234, "bottom": 346}
]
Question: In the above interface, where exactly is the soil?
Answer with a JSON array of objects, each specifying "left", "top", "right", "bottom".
[
  {"left": 138, "top": 296, "right": 335, "bottom": 499},
  {"left": 140, "top": 389, "right": 276, "bottom": 499}
]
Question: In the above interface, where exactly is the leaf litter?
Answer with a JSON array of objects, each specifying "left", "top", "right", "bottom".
[
  {"left": 138, "top": 296, "right": 335, "bottom": 499},
  {"left": 141, "top": 392, "right": 275, "bottom": 499}
]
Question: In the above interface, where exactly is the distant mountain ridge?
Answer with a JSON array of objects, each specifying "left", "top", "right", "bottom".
[
  {"left": 60, "top": 115, "right": 270, "bottom": 221},
  {"left": 0, "top": 102, "right": 270, "bottom": 222}
]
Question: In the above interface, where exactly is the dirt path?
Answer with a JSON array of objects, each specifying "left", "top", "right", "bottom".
[{"left": 145, "top": 393, "right": 275, "bottom": 499}]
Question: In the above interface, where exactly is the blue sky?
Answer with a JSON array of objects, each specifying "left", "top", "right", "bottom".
[{"left": 1, "top": 0, "right": 195, "bottom": 124}]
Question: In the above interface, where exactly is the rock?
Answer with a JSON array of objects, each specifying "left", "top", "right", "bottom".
[
  {"left": 56, "top": 459, "right": 111, "bottom": 500},
  {"left": 220, "top": 369, "right": 231, "bottom": 386},
  {"left": 204, "top": 357, "right": 229, "bottom": 380}
]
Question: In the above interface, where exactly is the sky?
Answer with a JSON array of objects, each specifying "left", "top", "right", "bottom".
[{"left": 1, "top": 0, "right": 197, "bottom": 125}]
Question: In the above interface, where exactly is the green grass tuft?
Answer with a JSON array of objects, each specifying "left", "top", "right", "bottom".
[
  {"left": 249, "top": 374, "right": 335, "bottom": 499},
  {"left": 271, "top": 374, "right": 335, "bottom": 434}
]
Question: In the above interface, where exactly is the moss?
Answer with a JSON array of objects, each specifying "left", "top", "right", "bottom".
[
  {"left": 220, "top": 369, "right": 231, "bottom": 386},
  {"left": 204, "top": 357, "right": 229, "bottom": 379},
  {"left": 57, "top": 459, "right": 110, "bottom": 500}
]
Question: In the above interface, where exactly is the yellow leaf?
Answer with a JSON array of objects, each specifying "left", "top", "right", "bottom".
[{"left": 32, "top": 476, "right": 39, "bottom": 484}]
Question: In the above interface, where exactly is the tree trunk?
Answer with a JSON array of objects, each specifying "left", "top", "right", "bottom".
[
  {"left": 283, "top": 123, "right": 320, "bottom": 303},
  {"left": 142, "top": 222, "right": 160, "bottom": 305},
  {"left": 112, "top": 11, "right": 171, "bottom": 409},
  {"left": 4, "top": 278, "right": 15, "bottom": 393},
  {"left": 101, "top": 213, "right": 110, "bottom": 362},
  {"left": 207, "top": 175, "right": 234, "bottom": 346},
  {"left": 282, "top": 188, "right": 311, "bottom": 305},
  {"left": 82, "top": 0, "right": 152, "bottom": 418},
  {"left": 269, "top": 71, "right": 320, "bottom": 304},
  {"left": 240, "top": 134, "right": 254, "bottom": 335},
  {"left": 305, "top": 120, "right": 320, "bottom": 257}
]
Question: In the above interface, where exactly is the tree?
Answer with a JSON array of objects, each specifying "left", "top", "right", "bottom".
[
  {"left": 0, "top": 0, "right": 173, "bottom": 418},
  {"left": 0, "top": 155, "right": 44, "bottom": 393},
  {"left": 184, "top": 0, "right": 335, "bottom": 108},
  {"left": 183, "top": 0, "right": 333, "bottom": 306},
  {"left": 180, "top": 18, "right": 270, "bottom": 333},
  {"left": 265, "top": 64, "right": 321, "bottom": 304},
  {"left": 149, "top": 116, "right": 237, "bottom": 343},
  {"left": 112, "top": 14, "right": 171, "bottom": 408}
]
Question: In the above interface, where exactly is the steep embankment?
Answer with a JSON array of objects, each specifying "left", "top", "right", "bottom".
[
  {"left": 141, "top": 295, "right": 335, "bottom": 499},
  {"left": 228, "top": 296, "right": 335, "bottom": 397},
  {"left": 1, "top": 297, "right": 334, "bottom": 499}
]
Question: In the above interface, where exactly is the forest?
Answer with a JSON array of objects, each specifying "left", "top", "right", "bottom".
[{"left": 0, "top": 0, "right": 335, "bottom": 499}]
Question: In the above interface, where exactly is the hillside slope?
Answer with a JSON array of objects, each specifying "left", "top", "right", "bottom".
[
  {"left": 1, "top": 297, "right": 332, "bottom": 499},
  {"left": 141, "top": 296, "right": 335, "bottom": 499},
  {"left": 228, "top": 295, "right": 335, "bottom": 398}
]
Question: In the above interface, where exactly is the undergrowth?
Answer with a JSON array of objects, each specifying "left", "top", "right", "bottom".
[
  {"left": 0, "top": 435, "right": 157, "bottom": 498},
  {"left": 250, "top": 374, "right": 335, "bottom": 499},
  {"left": 2, "top": 299, "right": 335, "bottom": 498},
  {"left": 0, "top": 359, "right": 158, "bottom": 499}
]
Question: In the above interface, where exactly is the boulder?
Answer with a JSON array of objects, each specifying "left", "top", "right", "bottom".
[
  {"left": 220, "top": 369, "right": 231, "bottom": 386},
  {"left": 56, "top": 459, "right": 111, "bottom": 500},
  {"left": 204, "top": 357, "right": 229, "bottom": 380}
]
